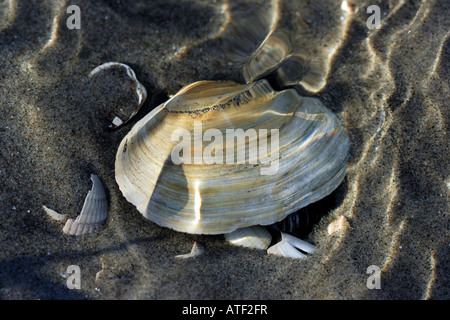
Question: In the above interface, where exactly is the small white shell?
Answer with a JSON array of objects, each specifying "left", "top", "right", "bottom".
[
  {"left": 62, "top": 174, "right": 108, "bottom": 236},
  {"left": 327, "top": 215, "right": 351, "bottom": 235},
  {"left": 225, "top": 226, "right": 272, "bottom": 250},
  {"left": 267, "top": 233, "right": 314, "bottom": 259},
  {"left": 282, "top": 232, "right": 315, "bottom": 253},
  {"left": 267, "top": 238, "right": 307, "bottom": 259},
  {"left": 175, "top": 241, "right": 204, "bottom": 259},
  {"left": 112, "top": 116, "right": 124, "bottom": 127}
]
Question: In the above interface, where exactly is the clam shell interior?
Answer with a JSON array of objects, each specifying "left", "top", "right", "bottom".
[{"left": 115, "top": 79, "right": 349, "bottom": 234}]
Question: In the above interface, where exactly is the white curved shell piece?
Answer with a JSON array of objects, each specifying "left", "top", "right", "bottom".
[
  {"left": 267, "top": 237, "right": 307, "bottom": 259},
  {"left": 175, "top": 241, "right": 205, "bottom": 259},
  {"left": 115, "top": 79, "right": 349, "bottom": 235},
  {"left": 281, "top": 232, "right": 315, "bottom": 253},
  {"left": 43, "top": 205, "right": 67, "bottom": 222},
  {"left": 63, "top": 174, "right": 108, "bottom": 236},
  {"left": 267, "top": 233, "right": 314, "bottom": 259},
  {"left": 225, "top": 226, "right": 272, "bottom": 250}
]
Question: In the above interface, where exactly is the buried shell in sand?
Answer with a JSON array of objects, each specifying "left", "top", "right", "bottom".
[
  {"left": 44, "top": 174, "right": 108, "bottom": 235},
  {"left": 115, "top": 78, "right": 349, "bottom": 241}
]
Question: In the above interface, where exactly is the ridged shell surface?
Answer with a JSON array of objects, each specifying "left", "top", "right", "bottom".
[
  {"left": 63, "top": 174, "right": 108, "bottom": 235},
  {"left": 115, "top": 79, "right": 349, "bottom": 234}
]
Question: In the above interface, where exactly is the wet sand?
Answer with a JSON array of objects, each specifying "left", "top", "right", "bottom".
[{"left": 0, "top": 0, "right": 448, "bottom": 299}]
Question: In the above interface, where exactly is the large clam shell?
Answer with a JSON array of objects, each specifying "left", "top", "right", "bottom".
[{"left": 115, "top": 79, "right": 349, "bottom": 234}]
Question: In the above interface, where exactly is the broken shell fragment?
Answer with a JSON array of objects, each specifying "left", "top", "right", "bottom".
[
  {"left": 225, "top": 226, "right": 272, "bottom": 250},
  {"left": 112, "top": 116, "right": 124, "bottom": 127},
  {"left": 327, "top": 215, "right": 352, "bottom": 235},
  {"left": 175, "top": 241, "right": 205, "bottom": 259},
  {"left": 115, "top": 78, "right": 349, "bottom": 235},
  {"left": 89, "top": 62, "right": 147, "bottom": 129},
  {"left": 267, "top": 239, "right": 307, "bottom": 259},
  {"left": 63, "top": 174, "right": 108, "bottom": 236},
  {"left": 281, "top": 232, "right": 314, "bottom": 253},
  {"left": 43, "top": 205, "right": 67, "bottom": 222},
  {"left": 267, "top": 233, "right": 314, "bottom": 259}
]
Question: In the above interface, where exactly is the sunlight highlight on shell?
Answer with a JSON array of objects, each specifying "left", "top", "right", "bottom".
[{"left": 193, "top": 180, "right": 202, "bottom": 226}]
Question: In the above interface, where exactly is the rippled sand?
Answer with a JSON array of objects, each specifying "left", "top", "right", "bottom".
[{"left": 0, "top": 0, "right": 448, "bottom": 299}]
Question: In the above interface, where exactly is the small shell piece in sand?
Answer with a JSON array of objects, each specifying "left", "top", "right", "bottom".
[
  {"left": 43, "top": 205, "right": 67, "bottom": 222},
  {"left": 111, "top": 116, "right": 124, "bottom": 127},
  {"left": 175, "top": 242, "right": 204, "bottom": 259},
  {"left": 62, "top": 174, "right": 109, "bottom": 236},
  {"left": 282, "top": 232, "right": 315, "bottom": 254},
  {"left": 267, "top": 232, "right": 314, "bottom": 259},
  {"left": 327, "top": 215, "right": 352, "bottom": 235},
  {"left": 225, "top": 226, "right": 272, "bottom": 250},
  {"left": 89, "top": 62, "right": 147, "bottom": 129},
  {"left": 95, "top": 258, "right": 106, "bottom": 283}
]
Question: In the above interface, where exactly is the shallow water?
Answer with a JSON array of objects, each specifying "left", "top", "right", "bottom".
[{"left": 0, "top": 0, "right": 448, "bottom": 299}]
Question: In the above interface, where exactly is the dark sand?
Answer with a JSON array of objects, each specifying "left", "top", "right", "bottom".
[{"left": 0, "top": 0, "right": 448, "bottom": 299}]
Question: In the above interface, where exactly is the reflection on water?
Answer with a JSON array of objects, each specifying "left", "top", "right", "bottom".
[{"left": 213, "top": 0, "right": 353, "bottom": 92}]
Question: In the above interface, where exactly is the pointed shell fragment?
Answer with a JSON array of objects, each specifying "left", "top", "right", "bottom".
[
  {"left": 115, "top": 79, "right": 349, "bottom": 235},
  {"left": 175, "top": 241, "right": 205, "bottom": 259},
  {"left": 63, "top": 174, "right": 108, "bottom": 236},
  {"left": 225, "top": 226, "right": 272, "bottom": 250},
  {"left": 43, "top": 205, "right": 67, "bottom": 222},
  {"left": 267, "top": 233, "right": 314, "bottom": 259},
  {"left": 267, "top": 238, "right": 306, "bottom": 259},
  {"left": 267, "top": 242, "right": 306, "bottom": 259},
  {"left": 281, "top": 232, "right": 315, "bottom": 253}
]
